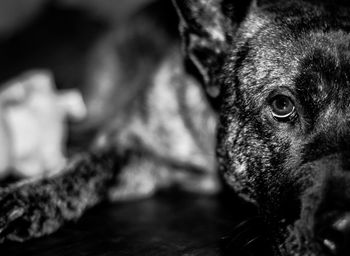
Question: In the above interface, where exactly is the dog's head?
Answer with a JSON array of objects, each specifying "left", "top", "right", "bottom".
[{"left": 174, "top": 0, "right": 350, "bottom": 255}]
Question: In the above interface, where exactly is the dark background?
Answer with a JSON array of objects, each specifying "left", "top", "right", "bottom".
[{"left": 0, "top": 1, "right": 269, "bottom": 255}]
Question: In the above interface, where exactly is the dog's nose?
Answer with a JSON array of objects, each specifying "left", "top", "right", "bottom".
[{"left": 318, "top": 214, "right": 350, "bottom": 255}]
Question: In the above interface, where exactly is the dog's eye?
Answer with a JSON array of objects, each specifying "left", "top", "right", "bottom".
[{"left": 270, "top": 95, "right": 295, "bottom": 121}]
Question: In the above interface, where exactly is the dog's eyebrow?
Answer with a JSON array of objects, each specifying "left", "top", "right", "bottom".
[{"left": 247, "top": 85, "right": 296, "bottom": 109}]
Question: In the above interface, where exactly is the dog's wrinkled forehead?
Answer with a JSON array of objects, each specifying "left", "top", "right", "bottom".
[{"left": 225, "top": 2, "right": 350, "bottom": 113}]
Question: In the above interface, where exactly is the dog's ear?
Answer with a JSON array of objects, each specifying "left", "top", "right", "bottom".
[{"left": 173, "top": 0, "right": 256, "bottom": 101}]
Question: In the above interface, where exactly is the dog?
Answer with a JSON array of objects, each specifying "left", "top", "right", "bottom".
[
  {"left": 1, "top": 0, "right": 350, "bottom": 255},
  {"left": 178, "top": 0, "right": 350, "bottom": 255}
]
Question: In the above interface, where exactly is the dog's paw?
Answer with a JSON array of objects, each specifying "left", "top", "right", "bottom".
[
  {"left": 0, "top": 188, "right": 30, "bottom": 243},
  {"left": 0, "top": 187, "right": 38, "bottom": 243},
  {"left": 0, "top": 185, "right": 61, "bottom": 243}
]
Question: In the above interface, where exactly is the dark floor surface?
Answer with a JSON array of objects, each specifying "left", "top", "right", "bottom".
[
  {"left": 0, "top": 5, "right": 273, "bottom": 256},
  {"left": 0, "top": 191, "right": 271, "bottom": 256}
]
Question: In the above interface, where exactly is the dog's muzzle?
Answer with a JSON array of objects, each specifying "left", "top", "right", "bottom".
[
  {"left": 317, "top": 213, "right": 350, "bottom": 255},
  {"left": 295, "top": 153, "right": 350, "bottom": 256}
]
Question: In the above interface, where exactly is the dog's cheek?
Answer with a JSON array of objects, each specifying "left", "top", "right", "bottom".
[
  {"left": 217, "top": 114, "right": 271, "bottom": 205},
  {"left": 218, "top": 112, "right": 299, "bottom": 210}
]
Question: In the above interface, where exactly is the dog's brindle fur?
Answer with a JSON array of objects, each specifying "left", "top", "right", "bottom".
[{"left": 1, "top": 0, "right": 350, "bottom": 255}]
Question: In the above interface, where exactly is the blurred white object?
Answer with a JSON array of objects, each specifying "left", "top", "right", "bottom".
[{"left": 0, "top": 70, "right": 86, "bottom": 178}]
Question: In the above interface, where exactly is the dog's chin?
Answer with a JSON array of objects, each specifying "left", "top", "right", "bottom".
[
  {"left": 276, "top": 186, "right": 340, "bottom": 256},
  {"left": 274, "top": 193, "right": 329, "bottom": 255},
  {"left": 277, "top": 220, "right": 324, "bottom": 256},
  {"left": 276, "top": 196, "right": 322, "bottom": 255}
]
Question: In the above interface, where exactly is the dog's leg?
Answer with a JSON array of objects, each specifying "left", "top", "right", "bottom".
[
  {"left": 0, "top": 146, "right": 218, "bottom": 243},
  {"left": 0, "top": 150, "right": 116, "bottom": 243},
  {"left": 106, "top": 153, "right": 165, "bottom": 201},
  {"left": 107, "top": 153, "right": 220, "bottom": 202}
]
